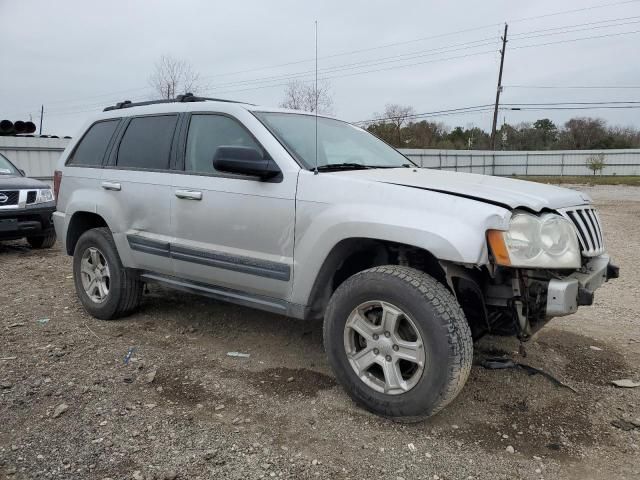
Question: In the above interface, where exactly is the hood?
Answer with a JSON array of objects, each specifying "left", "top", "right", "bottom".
[
  {"left": 332, "top": 168, "right": 590, "bottom": 211},
  {"left": 0, "top": 174, "right": 49, "bottom": 190}
]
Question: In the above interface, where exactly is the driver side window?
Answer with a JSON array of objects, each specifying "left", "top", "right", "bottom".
[{"left": 185, "top": 114, "right": 261, "bottom": 174}]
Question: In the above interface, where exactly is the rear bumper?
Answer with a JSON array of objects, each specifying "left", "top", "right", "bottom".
[
  {"left": 0, "top": 204, "right": 56, "bottom": 240},
  {"left": 546, "top": 255, "right": 617, "bottom": 316}
]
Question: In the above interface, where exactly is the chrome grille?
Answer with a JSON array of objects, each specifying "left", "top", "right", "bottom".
[
  {"left": 0, "top": 190, "right": 19, "bottom": 206},
  {"left": 559, "top": 206, "right": 605, "bottom": 257}
]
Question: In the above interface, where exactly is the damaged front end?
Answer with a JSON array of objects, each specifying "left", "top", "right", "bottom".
[
  {"left": 463, "top": 254, "right": 619, "bottom": 341},
  {"left": 446, "top": 204, "right": 619, "bottom": 341}
]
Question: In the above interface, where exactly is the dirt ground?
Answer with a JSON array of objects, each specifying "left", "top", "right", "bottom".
[{"left": 1, "top": 185, "right": 639, "bottom": 480}]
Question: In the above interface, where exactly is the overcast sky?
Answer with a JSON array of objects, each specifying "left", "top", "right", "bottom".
[{"left": 2, "top": 0, "right": 640, "bottom": 136}]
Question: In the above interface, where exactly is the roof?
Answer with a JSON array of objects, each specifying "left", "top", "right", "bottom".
[{"left": 98, "top": 93, "right": 337, "bottom": 120}]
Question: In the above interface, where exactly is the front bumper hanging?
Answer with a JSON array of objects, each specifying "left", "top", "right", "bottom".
[{"left": 546, "top": 255, "right": 618, "bottom": 317}]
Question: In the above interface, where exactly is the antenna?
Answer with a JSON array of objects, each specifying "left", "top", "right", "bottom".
[{"left": 314, "top": 20, "right": 319, "bottom": 175}]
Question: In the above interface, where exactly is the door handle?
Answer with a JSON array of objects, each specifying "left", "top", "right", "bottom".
[
  {"left": 175, "top": 190, "right": 202, "bottom": 201},
  {"left": 101, "top": 181, "right": 121, "bottom": 191}
]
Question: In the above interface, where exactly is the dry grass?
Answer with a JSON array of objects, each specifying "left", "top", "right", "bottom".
[{"left": 516, "top": 175, "right": 640, "bottom": 186}]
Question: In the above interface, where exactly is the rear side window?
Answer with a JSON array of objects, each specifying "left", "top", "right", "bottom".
[
  {"left": 116, "top": 115, "right": 178, "bottom": 170},
  {"left": 68, "top": 120, "right": 119, "bottom": 166},
  {"left": 185, "top": 114, "right": 261, "bottom": 174}
]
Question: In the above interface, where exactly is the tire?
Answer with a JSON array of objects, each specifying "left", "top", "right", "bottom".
[
  {"left": 27, "top": 231, "right": 56, "bottom": 249},
  {"left": 323, "top": 265, "right": 473, "bottom": 421},
  {"left": 73, "top": 227, "right": 142, "bottom": 320}
]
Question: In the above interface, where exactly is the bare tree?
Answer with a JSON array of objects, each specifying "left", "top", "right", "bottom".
[
  {"left": 149, "top": 55, "right": 200, "bottom": 99},
  {"left": 279, "top": 80, "right": 333, "bottom": 114},
  {"left": 375, "top": 104, "right": 415, "bottom": 146}
]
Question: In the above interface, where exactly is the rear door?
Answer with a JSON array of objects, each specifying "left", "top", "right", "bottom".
[
  {"left": 170, "top": 112, "right": 296, "bottom": 299},
  {"left": 60, "top": 119, "right": 120, "bottom": 223},
  {"left": 98, "top": 114, "right": 179, "bottom": 274}
]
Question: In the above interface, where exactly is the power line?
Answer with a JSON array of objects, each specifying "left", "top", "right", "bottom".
[
  {"left": 202, "top": 50, "right": 499, "bottom": 96},
  {"left": 196, "top": 37, "right": 499, "bottom": 91},
  {"left": 353, "top": 104, "right": 495, "bottom": 124},
  {"left": 511, "top": 28, "right": 640, "bottom": 50},
  {"left": 53, "top": 27, "right": 640, "bottom": 113},
  {"left": 511, "top": 18, "right": 640, "bottom": 41},
  {"left": 27, "top": 29, "right": 504, "bottom": 110},
  {"left": 19, "top": 36, "right": 500, "bottom": 116},
  {"left": 204, "top": 28, "right": 640, "bottom": 103},
  {"left": 355, "top": 101, "right": 640, "bottom": 124},
  {"left": 6, "top": 36, "right": 501, "bottom": 117},
  {"left": 504, "top": 101, "right": 640, "bottom": 105},
  {"left": 24, "top": 47, "right": 499, "bottom": 119},
  {"left": 504, "top": 84, "right": 640, "bottom": 89},
  {"left": 507, "top": 105, "right": 640, "bottom": 110},
  {"left": 509, "top": 14, "right": 640, "bottom": 37},
  {"left": 219, "top": 45, "right": 498, "bottom": 89},
  {"left": 10, "top": 0, "right": 640, "bottom": 120},
  {"left": 36, "top": 23, "right": 640, "bottom": 119},
  {"left": 13, "top": 0, "right": 640, "bottom": 115},
  {"left": 508, "top": 0, "right": 640, "bottom": 23}
]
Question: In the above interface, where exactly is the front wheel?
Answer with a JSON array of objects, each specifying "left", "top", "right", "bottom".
[
  {"left": 27, "top": 231, "right": 56, "bottom": 249},
  {"left": 323, "top": 265, "right": 473, "bottom": 421},
  {"left": 72, "top": 227, "right": 142, "bottom": 320}
]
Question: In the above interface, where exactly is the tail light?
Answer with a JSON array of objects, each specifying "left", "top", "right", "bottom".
[{"left": 53, "top": 170, "right": 62, "bottom": 200}]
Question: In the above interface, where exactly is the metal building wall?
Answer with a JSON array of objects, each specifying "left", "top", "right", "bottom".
[
  {"left": 399, "top": 149, "right": 640, "bottom": 176},
  {"left": 0, "top": 136, "right": 70, "bottom": 181}
]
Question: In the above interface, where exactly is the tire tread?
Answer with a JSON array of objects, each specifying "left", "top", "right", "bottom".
[
  {"left": 324, "top": 265, "right": 473, "bottom": 421},
  {"left": 74, "top": 227, "right": 142, "bottom": 320},
  {"left": 27, "top": 231, "right": 56, "bottom": 249}
]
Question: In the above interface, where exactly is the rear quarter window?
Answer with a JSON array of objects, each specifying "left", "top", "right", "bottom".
[
  {"left": 116, "top": 115, "right": 178, "bottom": 170},
  {"left": 67, "top": 119, "right": 119, "bottom": 166}
]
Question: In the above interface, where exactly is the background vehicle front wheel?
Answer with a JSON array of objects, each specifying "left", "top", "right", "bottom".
[
  {"left": 73, "top": 227, "right": 142, "bottom": 320},
  {"left": 323, "top": 265, "right": 473, "bottom": 421},
  {"left": 27, "top": 231, "right": 56, "bottom": 249}
]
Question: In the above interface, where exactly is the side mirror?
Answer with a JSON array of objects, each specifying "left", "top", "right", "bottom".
[{"left": 213, "top": 146, "right": 280, "bottom": 180}]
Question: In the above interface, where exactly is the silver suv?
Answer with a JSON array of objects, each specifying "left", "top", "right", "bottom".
[{"left": 53, "top": 94, "right": 618, "bottom": 420}]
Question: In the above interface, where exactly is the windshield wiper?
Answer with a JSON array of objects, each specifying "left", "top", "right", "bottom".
[{"left": 313, "top": 163, "right": 372, "bottom": 172}]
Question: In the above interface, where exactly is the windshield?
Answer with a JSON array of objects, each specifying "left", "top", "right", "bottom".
[
  {"left": 0, "top": 153, "right": 20, "bottom": 175},
  {"left": 254, "top": 112, "right": 413, "bottom": 170}
]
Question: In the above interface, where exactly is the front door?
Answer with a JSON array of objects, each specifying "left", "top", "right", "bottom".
[{"left": 170, "top": 113, "right": 296, "bottom": 300}]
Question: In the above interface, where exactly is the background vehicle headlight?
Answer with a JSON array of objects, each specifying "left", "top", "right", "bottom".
[
  {"left": 488, "top": 213, "right": 581, "bottom": 268},
  {"left": 35, "top": 188, "right": 55, "bottom": 204}
]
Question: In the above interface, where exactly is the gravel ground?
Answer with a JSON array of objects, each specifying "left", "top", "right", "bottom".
[{"left": 1, "top": 185, "right": 639, "bottom": 480}]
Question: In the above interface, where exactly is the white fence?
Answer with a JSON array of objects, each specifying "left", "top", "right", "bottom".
[
  {"left": 2, "top": 137, "right": 639, "bottom": 181},
  {"left": 399, "top": 149, "right": 640, "bottom": 176},
  {"left": 0, "top": 136, "right": 70, "bottom": 183}
]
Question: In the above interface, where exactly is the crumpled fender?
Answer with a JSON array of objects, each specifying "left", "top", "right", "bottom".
[{"left": 290, "top": 171, "right": 512, "bottom": 305}]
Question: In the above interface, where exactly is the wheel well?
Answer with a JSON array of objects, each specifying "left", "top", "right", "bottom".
[
  {"left": 306, "top": 238, "right": 449, "bottom": 320},
  {"left": 65, "top": 212, "right": 108, "bottom": 255}
]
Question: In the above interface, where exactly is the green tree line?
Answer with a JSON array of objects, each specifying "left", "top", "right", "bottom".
[{"left": 365, "top": 105, "right": 640, "bottom": 150}]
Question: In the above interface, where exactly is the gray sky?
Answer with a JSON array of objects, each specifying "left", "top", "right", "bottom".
[{"left": 2, "top": 0, "right": 640, "bottom": 136}]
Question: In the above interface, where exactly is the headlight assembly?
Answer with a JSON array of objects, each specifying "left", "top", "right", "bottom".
[
  {"left": 488, "top": 213, "right": 581, "bottom": 269},
  {"left": 35, "top": 188, "right": 55, "bottom": 204}
]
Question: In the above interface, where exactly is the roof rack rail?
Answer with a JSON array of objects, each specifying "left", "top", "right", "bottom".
[{"left": 103, "top": 93, "right": 251, "bottom": 112}]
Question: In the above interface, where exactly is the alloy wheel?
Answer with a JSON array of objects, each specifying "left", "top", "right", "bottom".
[
  {"left": 343, "top": 300, "right": 426, "bottom": 395},
  {"left": 80, "top": 246, "right": 111, "bottom": 303}
]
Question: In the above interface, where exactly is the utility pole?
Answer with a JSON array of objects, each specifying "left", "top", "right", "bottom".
[
  {"left": 39, "top": 105, "right": 44, "bottom": 136},
  {"left": 490, "top": 23, "right": 508, "bottom": 150}
]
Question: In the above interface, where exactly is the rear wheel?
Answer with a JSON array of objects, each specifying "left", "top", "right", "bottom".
[
  {"left": 73, "top": 227, "right": 142, "bottom": 320},
  {"left": 27, "top": 231, "right": 56, "bottom": 249},
  {"left": 323, "top": 265, "right": 473, "bottom": 421}
]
